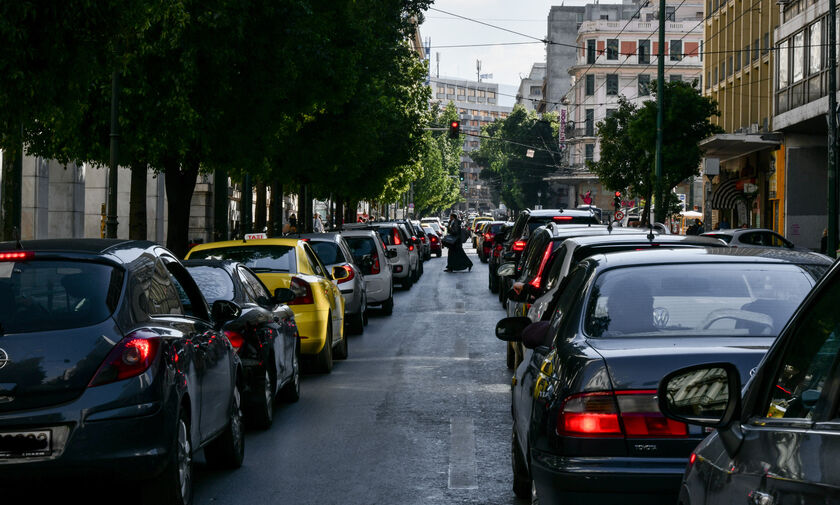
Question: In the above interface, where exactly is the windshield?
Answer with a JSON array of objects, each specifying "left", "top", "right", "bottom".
[
  {"left": 189, "top": 246, "right": 296, "bottom": 273},
  {"left": 584, "top": 263, "right": 816, "bottom": 338},
  {"left": 344, "top": 237, "right": 377, "bottom": 263},
  {"left": 0, "top": 260, "right": 121, "bottom": 333},
  {"left": 527, "top": 215, "right": 598, "bottom": 234},
  {"left": 185, "top": 266, "right": 235, "bottom": 305},
  {"left": 309, "top": 241, "right": 345, "bottom": 266}
]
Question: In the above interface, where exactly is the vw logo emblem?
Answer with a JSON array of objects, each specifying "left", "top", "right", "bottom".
[{"left": 0, "top": 348, "right": 8, "bottom": 370}]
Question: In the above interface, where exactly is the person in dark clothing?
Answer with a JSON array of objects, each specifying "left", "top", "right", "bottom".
[{"left": 445, "top": 213, "right": 473, "bottom": 272}]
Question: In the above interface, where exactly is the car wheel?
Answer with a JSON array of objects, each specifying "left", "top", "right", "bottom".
[
  {"left": 512, "top": 429, "right": 531, "bottom": 499},
  {"left": 436, "top": 251, "right": 442, "bottom": 258},
  {"left": 314, "top": 318, "right": 334, "bottom": 373},
  {"left": 506, "top": 342, "right": 515, "bottom": 370},
  {"left": 489, "top": 270, "right": 499, "bottom": 294},
  {"left": 248, "top": 366, "right": 275, "bottom": 430},
  {"left": 333, "top": 319, "right": 348, "bottom": 360},
  {"left": 279, "top": 342, "right": 301, "bottom": 402},
  {"left": 402, "top": 274, "right": 413, "bottom": 290},
  {"left": 143, "top": 408, "right": 192, "bottom": 505},
  {"left": 204, "top": 380, "right": 245, "bottom": 469},
  {"left": 362, "top": 308, "right": 369, "bottom": 326},
  {"left": 348, "top": 311, "right": 364, "bottom": 335},
  {"left": 382, "top": 294, "right": 394, "bottom": 315}
]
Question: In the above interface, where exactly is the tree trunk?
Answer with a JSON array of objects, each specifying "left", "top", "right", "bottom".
[
  {"left": 642, "top": 192, "right": 653, "bottom": 226},
  {"left": 1, "top": 140, "right": 22, "bottom": 241},
  {"left": 346, "top": 199, "right": 358, "bottom": 223},
  {"left": 270, "top": 181, "right": 282, "bottom": 237},
  {"left": 213, "top": 169, "right": 228, "bottom": 241},
  {"left": 129, "top": 163, "right": 147, "bottom": 240},
  {"left": 255, "top": 181, "right": 267, "bottom": 232},
  {"left": 164, "top": 160, "right": 199, "bottom": 258}
]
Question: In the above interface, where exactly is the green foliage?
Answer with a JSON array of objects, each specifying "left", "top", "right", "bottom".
[
  {"left": 470, "top": 106, "right": 561, "bottom": 212},
  {"left": 589, "top": 80, "right": 723, "bottom": 223},
  {"left": 412, "top": 102, "right": 463, "bottom": 216}
]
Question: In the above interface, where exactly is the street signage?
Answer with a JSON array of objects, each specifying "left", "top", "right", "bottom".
[
  {"left": 245, "top": 233, "right": 268, "bottom": 240},
  {"left": 614, "top": 211, "right": 625, "bottom": 221}
]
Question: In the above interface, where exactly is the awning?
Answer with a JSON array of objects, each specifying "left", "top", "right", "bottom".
[
  {"left": 699, "top": 133, "right": 782, "bottom": 163},
  {"left": 709, "top": 178, "right": 743, "bottom": 209}
]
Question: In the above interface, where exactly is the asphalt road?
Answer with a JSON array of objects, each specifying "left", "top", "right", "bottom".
[{"left": 193, "top": 244, "right": 526, "bottom": 505}]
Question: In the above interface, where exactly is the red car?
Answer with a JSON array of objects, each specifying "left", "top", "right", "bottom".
[{"left": 422, "top": 225, "right": 442, "bottom": 257}]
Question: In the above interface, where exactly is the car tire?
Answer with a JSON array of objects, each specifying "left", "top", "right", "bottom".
[
  {"left": 512, "top": 429, "right": 531, "bottom": 499},
  {"left": 248, "top": 366, "right": 275, "bottom": 430},
  {"left": 402, "top": 274, "right": 413, "bottom": 290},
  {"left": 143, "top": 408, "right": 192, "bottom": 505},
  {"left": 333, "top": 321, "right": 348, "bottom": 360},
  {"left": 436, "top": 251, "right": 442, "bottom": 258},
  {"left": 506, "top": 342, "right": 515, "bottom": 370},
  {"left": 314, "top": 321, "right": 334, "bottom": 373},
  {"left": 489, "top": 270, "right": 499, "bottom": 293},
  {"left": 204, "top": 380, "right": 245, "bottom": 469},
  {"left": 279, "top": 343, "right": 301, "bottom": 402},
  {"left": 382, "top": 294, "right": 394, "bottom": 315},
  {"left": 348, "top": 311, "right": 364, "bottom": 335}
]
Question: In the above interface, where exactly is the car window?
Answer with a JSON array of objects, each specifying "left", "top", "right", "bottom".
[
  {"left": 740, "top": 232, "right": 762, "bottom": 245},
  {"left": 148, "top": 258, "right": 184, "bottom": 316},
  {"left": 302, "top": 243, "right": 327, "bottom": 278},
  {"left": 238, "top": 267, "right": 272, "bottom": 302},
  {"left": 544, "top": 243, "right": 570, "bottom": 290},
  {"left": 0, "top": 259, "right": 122, "bottom": 333},
  {"left": 310, "top": 240, "right": 346, "bottom": 266},
  {"left": 190, "top": 245, "right": 296, "bottom": 273},
  {"left": 377, "top": 227, "right": 397, "bottom": 246},
  {"left": 522, "top": 234, "right": 550, "bottom": 279},
  {"left": 185, "top": 265, "right": 235, "bottom": 305},
  {"left": 762, "top": 281, "right": 840, "bottom": 421},
  {"left": 764, "top": 232, "right": 789, "bottom": 248},
  {"left": 345, "top": 236, "right": 376, "bottom": 263},
  {"left": 164, "top": 260, "right": 209, "bottom": 320},
  {"left": 704, "top": 233, "right": 732, "bottom": 243},
  {"left": 548, "top": 266, "right": 590, "bottom": 337},
  {"left": 584, "top": 264, "right": 816, "bottom": 338}
]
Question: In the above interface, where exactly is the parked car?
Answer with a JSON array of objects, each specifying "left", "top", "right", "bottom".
[
  {"left": 341, "top": 229, "right": 396, "bottom": 315},
  {"left": 387, "top": 220, "right": 424, "bottom": 281},
  {"left": 184, "top": 259, "right": 301, "bottom": 429},
  {"left": 658, "top": 255, "right": 840, "bottom": 505},
  {"left": 299, "top": 233, "right": 368, "bottom": 335},
  {"left": 410, "top": 220, "right": 432, "bottom": 260},
  {"left": 186, "top": 237, "right": 347, "bottom": 373},
  {"left": 345, "top": 222, "right": 418, "bottom": 289},
  {"left": 476, "top": 221, "right": 505, "bottom": 263},
  {"left": 0, "top": 239, "right": 246, "bottom": 505},
  {"left": 496, "top": 247, "right": 832, "bottom": 504},
  {"left": 488, "top": 222, "right": 514, "bottom": 294},
  {"left": 421, "top": 224, "right": 442, "bottom": 257},
  {"left": 420, "top": 216, "right": 444, "bottom": 234},
  {"left": 701, "top": 227, "right": 804, "bottom": 250}
]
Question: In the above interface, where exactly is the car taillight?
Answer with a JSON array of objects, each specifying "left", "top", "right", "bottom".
[
  {"left": 409, "top": 244, "right": 414, "bottom": 251},
  {"left": 512, "top": 240, "right": 526, "bottom": 252},
  {"left": 223, "top": 330, "right": 245, "bottom": 352},
  {"left": 88, "top": 330, "right": 161, "bottom": 387},
  {"left": 0, "top": 251, "right": 33, "bottom": 261},
  {"left": 393, "top": 228, "right": 402, "bottom": 245},
  {"left": 494, "top": 243, "right": 503, "bottom": 252},
  {"left": 420, "top": 236, "right": 426, "bottom": 243},
  {"left": 287, "top": 276, "right": 314, "bottom": 305},
  {"left": 484, "top": 233, "right": 493, "bottom": 241},
  {"left": 529, "top": 244, "right": 554, "bottom": 290},
  {"left": 557, "top": 390, "right": 687, "bottom": 438},
  {"left": 370, "top": 253, "right": 381, "bottom": 274},
  {"left": 553, "top": 216, "right": 573, "bottom": 221},
  {"left": 337, "top": 264, "right": 355, "bottom": 284},
  {"left": 430, "top": 235, "right": 439, "bottom": 243}
]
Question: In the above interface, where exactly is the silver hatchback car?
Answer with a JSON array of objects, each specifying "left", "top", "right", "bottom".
[
  {"left": 340, "top": 229, "right": 396, "bottom": 315},
  {"left": 300, "top": 232, "right": 368, "bottom": 334}
]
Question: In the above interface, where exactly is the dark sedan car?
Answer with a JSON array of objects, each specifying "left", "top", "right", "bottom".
[
  {"left": 496, "top": 247, "right": 831, "bottom": 504},
  {"left": 185, "top": 260, "right": 301, "bottom": 429},
  {"left": 659, "top": 255, "right": 840, "bottom": 505},
  {"left": 0, "top": 240, "right": 245, "bottom": 505}
]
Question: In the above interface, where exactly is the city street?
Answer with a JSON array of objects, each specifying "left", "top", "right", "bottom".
[{"left": 189, "top": 244, "right": 524, "bottom": 505}]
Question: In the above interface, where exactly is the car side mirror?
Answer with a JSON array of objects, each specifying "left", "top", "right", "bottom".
[
  {"left": 211, "top": 299, "right": 241, "bottom": 328},
  {"left": 521, "top": 321, "right": 551, "bottom": 349},
  {"left": 273, "top": 287, "right": 295, "bottom": 304},
  {"left": 495, "top": 316, "right": 532, "bottom": 342},
  {"left": 658, "top": 362, "right": 744, "bottom": 456},
  {"left": 497, "top": 262, "right": 516, "bottom": 278},
  {"left": 385, "top": 249, "right": 398, "bottom": 259},
  {"left": 332, "top": 266, "right": 350, "bottom": 281}
]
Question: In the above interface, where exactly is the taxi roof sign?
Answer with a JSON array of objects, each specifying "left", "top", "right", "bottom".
[{"left": 244, "top": 233, "right": 268, "bottom": 240}]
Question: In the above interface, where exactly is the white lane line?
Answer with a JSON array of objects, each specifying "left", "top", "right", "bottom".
[
  {"left": 448, "top": 416, "right": 478, "bottom": 490},
  {"left": 453, "top": 335, "right": 468, "bottom": 359}
]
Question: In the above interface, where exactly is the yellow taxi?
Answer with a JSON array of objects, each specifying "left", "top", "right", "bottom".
[{"left": 186, "top": 236, "right": 346, "bottom": 373}]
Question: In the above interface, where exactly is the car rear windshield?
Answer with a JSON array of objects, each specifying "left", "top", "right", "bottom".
[
  {"left": 0, "top": 260, "right": 122, "bottom": 333},
  {"left": 185, "top": 266, "right": 235, "bottom": 305},
  {"left": 527, "top": 215, "right": 598, "bottom": 233},
  {"left": 703, "top": 233, "right": 732, "bottom": 243},
  {"left": 309, "top": 241, "right": 346, "bottom": 266},
  {"left": 344, "top": 237, "right": 377, "bottom": 263},
  {"left": 377, "top": 227, "right": 400, "bottom": 246},
  {"left": 190, "top": 246, "right": 296, "bottom": 273},
  {"left": 490, "top": 223, "right": 505, "bottom": 234},
  {"left": 584, "top": 263, "right": 816, "bottom": 338}
]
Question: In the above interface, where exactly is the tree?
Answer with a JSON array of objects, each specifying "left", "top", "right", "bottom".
[
  {"left": 412, "top": 103, "right": 463, "bottom": 216},
  {"left": 590, "top": 80, "right": 723, "bottom": 224}
]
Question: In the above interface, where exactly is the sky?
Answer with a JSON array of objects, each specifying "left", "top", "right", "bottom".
[{"left": 420, "top": 0, "right": 587, "bottom": 106}]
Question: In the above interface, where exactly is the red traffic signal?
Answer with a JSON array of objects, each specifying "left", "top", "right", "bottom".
[
  {"left": 614, "top": 191, "right": 621, "bottom": 197},
  {"left": 613, "top": 191, "right": 622, "bottom": 211},
  {"left": 448, "top": 120, "right": 461, "bottom": 139}
]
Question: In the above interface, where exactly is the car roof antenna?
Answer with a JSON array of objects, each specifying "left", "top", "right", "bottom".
[
  {"left": 647, "top": 221, "right": 656, "bottom": 241},
  {"left": 14, "top": 226, "right": 22, "bottom": 249}
]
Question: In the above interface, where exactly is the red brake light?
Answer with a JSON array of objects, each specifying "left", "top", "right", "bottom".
[
  {"left": 512, "top": 240, "right": 527, "bottom": 252},
  {"left": 688, "top": 452, "right": 697, "bottom": 468},
  {"left": 371, "top": 254, "right": 381, "bottom": 275},
  {"left": 553, "top": 216, "right": 573, "bottom": 221},
  {"left": 616, "top": 390, "right": 687, "bottom": 437},
  {"left": 529, "top": 243, "right": 554, "bottom": 290},
  {"left": 287, "top": 276, "right": 314, "bottom": 305},
  {"left": 392, "top": 228, "right": 402, "bottom": 245},
  {"left": 337, "top": 264, "right": 355, "bottom": 284},
  {"left": 223, "top": 330, "right": 245, "bottom": 352},
  {"left": 0, "top": 251, "right": 33, "bottom": 261},
  {"left": 88, "top": 330, "right": 161, "bottom": 387},
  {"left": 409, "top": 244, "right": 414, "bottom": 251},
  {"left": 484, "top": 233, "right": 493, "bottom": 241},
  {"left": 558, "top": 390, "right": 687, "bottom": 438},
  {"left": 430, "top": 235, "right": 438, "bottom": 243}
]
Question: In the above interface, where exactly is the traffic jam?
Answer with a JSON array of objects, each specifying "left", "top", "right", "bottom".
[{"left": 1, "top": 208, "right": 839, "bottom": 505}]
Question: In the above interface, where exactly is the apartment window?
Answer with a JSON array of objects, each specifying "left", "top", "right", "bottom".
[
  {"left": 638, "top": 40, "right": 650, "bottom": 64},
  {"left": 447, "top": 87, "right": 455, "bottom": 94},
  {"left": 762, "top": 33, "right": 770, "bottom": 55},
  {"left": 585, "top": 109, "right": 595, "bottom": 136},
  {"left": 478, "top": 89, "right": 486, "bottom": 97},
  {"left": 467, "top": 88, "right": 476, "bottom": 96},
  {"left": 700, "top": 40, "right": 703, "bottom": 62},
  {"left": 487, "top": 91, "right": 496, "bottom": 99},
  {"left": 437, "top": 85, "right": 445, "bottom": 94},
  {"left": 670, "top": 40, "right": 682, "bottom": 61},
  {"left": 607, "top": 39, "right": 619, "bottom": 60},
  {"left": 713, "top": 67, "right": 718, "bottom": 84},
  {"left": 735, "top": 50, "right": 741, "bottom": 71},
  {"left": 471, "top": 109, "right": 479, "bottom": 115},
  {"left": 600, "top": 14, "right": 610, "bottom": 20},
  {"left": 490, "top": 111, "right": 498, "bottom": 118},
  {"left": 706, "top": 71, "right": 711, "bottom": 89},
  {"left": 727, "top": 56, "right": 733, "bottom": 77},
  {"left": 778, "top": 39, "right": 789, "bottom": 88},
  {"left": 530, "top": 86, "right": 542, "bottom": 96},
  {"left": 809, "top": 20, "right": 822, "bottom": 75},
  {"left": 793, "top": 31, "right": 804, "bottom": 82},
  {"left": 753, "top": 39, "right": 759, "bottom": 61},
  {"left": 585, "top": 74, "right": 595, "bottom": 95},
  {"left": 665, "top": 6, "right": 675, "bottom": 21},
  {"left": 606, "top": 109, "right": 617, "bottom": 119},
  {"left": 638, "top": 74, "right": 651, "bottom": 95},
  {"left": 606, "top": 74, "right": 619, "bottom": 95},
  {"left": 587, "top": 39, "right": 597, "bottom": 63},
  {"left": 585, "top": 144, "right": 595, "bottom": 162},
  {"left": 720, "top": 63, "right": 725, "bottom": 81},
  {"left": 670, "top": 74, "right": 682, "bottom": 82},
  {"left": 744, "top": 44, "right": 751, "bottom": 63}
]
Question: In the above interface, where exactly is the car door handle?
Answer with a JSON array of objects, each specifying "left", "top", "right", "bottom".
[{"left": 749, "top": 491, "right": 775, "bottom": 505}]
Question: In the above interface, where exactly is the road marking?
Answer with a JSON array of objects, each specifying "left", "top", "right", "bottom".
[
  {"left": 448, "top": 417, "right": 478, "bottom": 490},
  {"left": 453, "top": 335, "right": 468, "bottom": 359}
]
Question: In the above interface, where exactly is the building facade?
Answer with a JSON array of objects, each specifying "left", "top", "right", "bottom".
[
  {"left": 516, "top": 63, "right": 547, "bottom": 111},
  {"left": 699, "top": 0, "right": 782, "bottom": 239},
  {"left": 544, "top": 5, "right": 587, "bottom": 113},
  {"left": 430, "top": 77, "right": 512, "bottom": 213}
]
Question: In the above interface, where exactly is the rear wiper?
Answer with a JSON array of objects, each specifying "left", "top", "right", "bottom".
[{"left": 249, "top": 267, "right": 288, "bottom": 273}]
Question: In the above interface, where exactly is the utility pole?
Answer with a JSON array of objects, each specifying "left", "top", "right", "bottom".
[
  {"left": 654, "top": 0, "right": 666, "bottom": 224},
  {"left": 828, "top": 0, "right": 838, "bottom": 256},
  {"left": 106, "top": 70, "right": 120, "bottom": 238}
]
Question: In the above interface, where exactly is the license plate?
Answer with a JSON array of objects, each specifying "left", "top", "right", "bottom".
[{"left": 0, "top": 429, "right": 52, "bottom": 458}]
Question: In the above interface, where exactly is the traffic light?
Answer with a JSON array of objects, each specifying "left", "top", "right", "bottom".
[
  {"left": 459, "top": 172, "right": 465, "bottom": 182},
  {"left": 448, "top": 120, "right": 460, "bottom": 139},
  {"left": 613, "top": 191, "right": 621, "bottom": 212}
]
